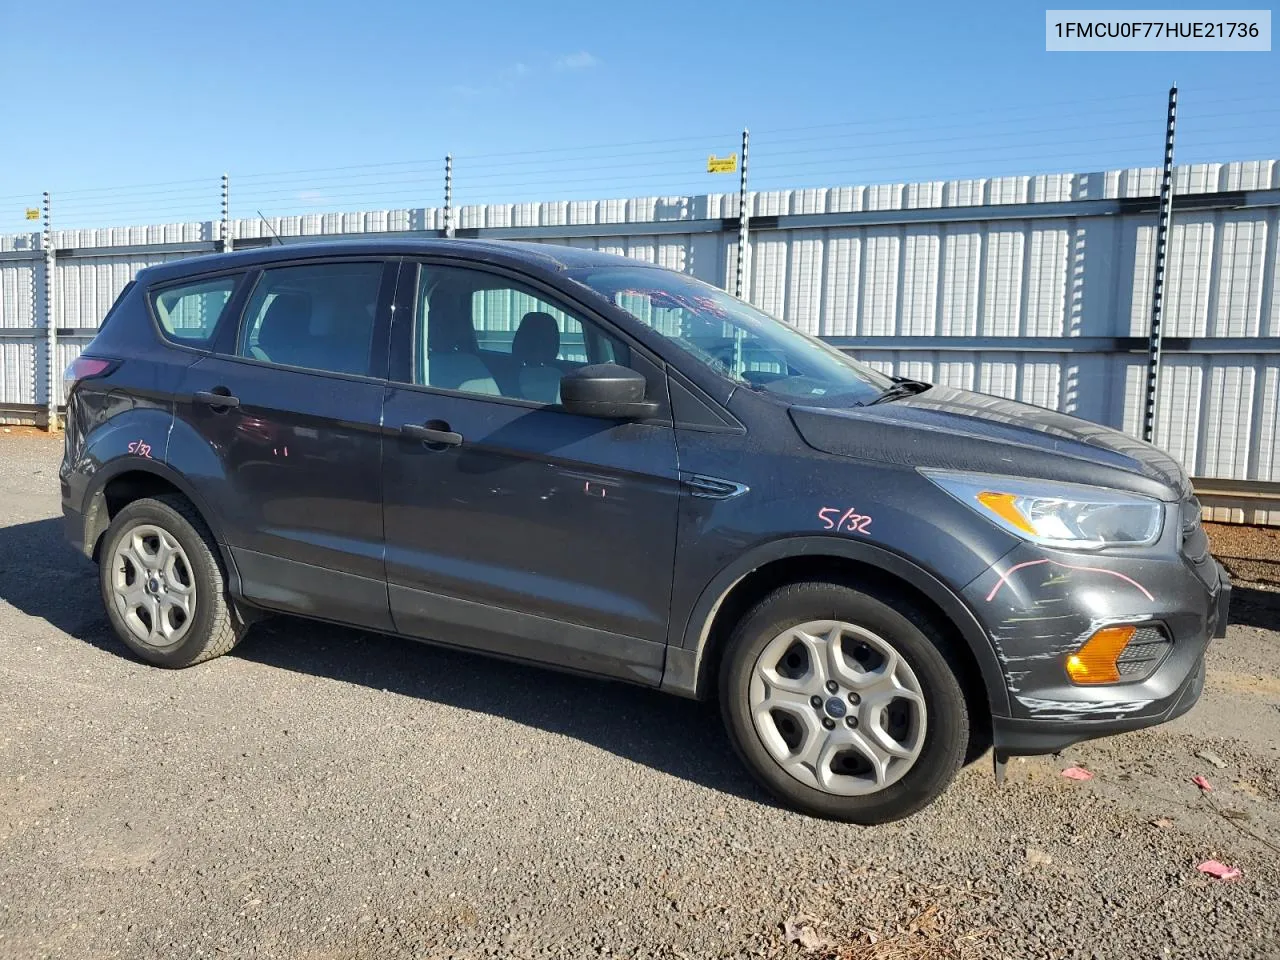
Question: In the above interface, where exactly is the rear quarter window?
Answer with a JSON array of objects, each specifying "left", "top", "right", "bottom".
[{"left": 150, "top": 275, "right": 240, "bottom": 345}]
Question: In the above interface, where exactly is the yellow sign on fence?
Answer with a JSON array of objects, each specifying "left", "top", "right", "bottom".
[
  {"left": 24, "top": 208, "right": 40, "bottom": 221},
  {"left": 706, "top": 154, "right": 737, "bottom": 174}
]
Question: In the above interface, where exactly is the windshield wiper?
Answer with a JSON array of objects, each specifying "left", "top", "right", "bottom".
[{"left": 865, "top": 378, "right": 931, "bottom": 406}]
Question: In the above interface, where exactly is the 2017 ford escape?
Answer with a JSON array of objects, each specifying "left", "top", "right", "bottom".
[{"left": 60, "top": 240, "right": 1230, "bottom": 823}]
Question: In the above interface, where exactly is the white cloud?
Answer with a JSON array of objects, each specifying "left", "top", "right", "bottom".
[
  {"left": 554, "top": 51, "right": 599, "bottom": 71},
  {"left": 448, "top": 63, "right": 530, "bottom": 99},
  {"left": 445, "top": 54, "right": 595, "bottom": 101}
]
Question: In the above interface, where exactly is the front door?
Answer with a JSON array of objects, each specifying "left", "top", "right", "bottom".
[
  {"left": 173, "top": 258, "right": 398, "bottom": 631},
  {"left": 380, "top": 261, "right": 679, "bottom": 684}
]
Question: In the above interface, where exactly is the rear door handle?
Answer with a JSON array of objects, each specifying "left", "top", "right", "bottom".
[
  {"left": 194, "top": 389, "right": 240, "bottom": 409},
  {"left": 401, "top": 423, "right": 463, "bottom": 447}
]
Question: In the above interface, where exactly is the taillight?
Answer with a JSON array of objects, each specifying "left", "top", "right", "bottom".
[{"left": 63, "top": 356, "right": 118, "bottom": 399}]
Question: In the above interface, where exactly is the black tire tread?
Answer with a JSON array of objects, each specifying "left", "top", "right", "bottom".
[{"left": 152, "top": 493, "right": 240, "bottom": 664}]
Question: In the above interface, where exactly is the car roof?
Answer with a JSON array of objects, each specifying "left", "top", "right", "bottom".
[{"left": 136, "top": 238, "right": 660, "bottom": 285}]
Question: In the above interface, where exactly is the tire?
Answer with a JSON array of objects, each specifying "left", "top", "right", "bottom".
[
  {"left": 719, "top": 581, "right": 969, "bottom": 824},
  {"left": 98, "top": 493, "right": 243, "bottom": 668}
]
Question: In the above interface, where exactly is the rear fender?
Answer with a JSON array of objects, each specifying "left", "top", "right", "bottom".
[{"left": 76, "top": 415, "right": 240, "bottom": 595}]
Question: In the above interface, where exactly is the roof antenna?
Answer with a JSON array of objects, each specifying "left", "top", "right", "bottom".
[{"left": 256, "top": 210, "right": 284, "bottom": 246}]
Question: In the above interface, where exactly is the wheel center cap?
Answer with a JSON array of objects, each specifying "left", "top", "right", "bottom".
[
  {"left": 147, "top": 578, "right": 161, "bottom": 594},
  {"left": 824, "top": 697, "right": 847, "bottom": 719}
]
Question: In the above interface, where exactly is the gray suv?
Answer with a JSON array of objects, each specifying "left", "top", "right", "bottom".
[{"left": 60, "top": 240, "right": 1230, "bottom": 823}]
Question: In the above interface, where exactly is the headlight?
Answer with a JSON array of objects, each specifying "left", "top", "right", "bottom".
[{"left": 922, "top": 471, "right": 1163, "bottom": 549}]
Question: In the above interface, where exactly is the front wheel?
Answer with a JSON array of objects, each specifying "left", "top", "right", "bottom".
[
  {"left": 719, "top": 581, "right": 969, "bottom": 823},
  {"left": 98, "top": 494, "right": 244, "bottom": 668}
]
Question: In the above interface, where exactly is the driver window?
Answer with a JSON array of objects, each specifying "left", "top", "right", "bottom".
[{"left": 414, "top": 265, "right": 628, "bottom": 404}]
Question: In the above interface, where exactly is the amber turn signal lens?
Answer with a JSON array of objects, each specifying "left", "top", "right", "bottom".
[
  {"left": 1065, "top": 626, "right": 1136, "bottom": 684},
  {"left": 976, "top": 491, "right": 1037, "bottom": 535}
]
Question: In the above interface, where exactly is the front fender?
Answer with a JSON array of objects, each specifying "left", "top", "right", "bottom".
[{"left": 661, "top": 535, "right": 1010, "bottom": 715}]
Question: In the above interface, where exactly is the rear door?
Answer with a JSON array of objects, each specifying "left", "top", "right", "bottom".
[
  {"left": 380, "top": 260, "right": 680, "bottom": 684},
  {"left": 171, "top": 257, "right": 398, "bottom": 631}
]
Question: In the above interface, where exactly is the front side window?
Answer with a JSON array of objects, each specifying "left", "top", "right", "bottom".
[
  {"left": 568, "top": 266, "right": 894, "bottom": 408},
  {"left": 413, "top": 264, "right": 625, "bottom": 404},
  {"left": 238, "top": 262, "right": 383, "bottom": 377},
  {"left": 151, "top": 276, "right": 238, "bottom": 345},
  {"left": 470, "top": 289, "right": 591, "bottom": 361}
]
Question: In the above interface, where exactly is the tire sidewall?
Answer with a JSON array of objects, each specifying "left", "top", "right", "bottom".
[
  {"left": 98, "top": 499, "right": 223, "bottom": 668},
  {"left": 720, "top": 583, "right": 968, "bottom": 823}
]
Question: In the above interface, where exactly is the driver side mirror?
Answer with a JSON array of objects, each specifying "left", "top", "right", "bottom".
[{"left": 560, "top": 364, "right": 659, "bottom": 420}]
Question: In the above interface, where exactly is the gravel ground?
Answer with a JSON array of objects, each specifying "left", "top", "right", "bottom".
[
  {"left": 1205, "top": 522, "right": 1280, "bottom": 589},
  {"left": 1, "top": 432, "right": 1278, "bottom": 960}
]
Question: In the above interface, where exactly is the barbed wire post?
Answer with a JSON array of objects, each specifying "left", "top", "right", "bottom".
[
  {"left": 220, "top": 173, "right": 231, "bottom": 253},
  {"left": 444, "top": 154, "right": 454, "bottom": 238},
  {"left": 1142, "top": 83, "right": 1178, "bottom": 444},
  {"left": 734, "top": 128, "right": 750, "bottom": 299},
  {"left": 42, "top": 191, "right": 58, "bottom": 432}
]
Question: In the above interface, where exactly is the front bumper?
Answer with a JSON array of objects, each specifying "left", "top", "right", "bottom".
[
  {"left": 992, "top": 656, "right": 1206, "bottom": 754},
  {"left": 966, "top": 537, "right": 1230, "bottom": 756}
]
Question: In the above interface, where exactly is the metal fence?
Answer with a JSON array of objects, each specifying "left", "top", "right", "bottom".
[{"left": 2, "top": 157, "right": 1278, "bottom": 524}]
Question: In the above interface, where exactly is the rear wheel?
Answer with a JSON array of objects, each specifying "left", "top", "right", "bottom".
[
  {"left": 99, "top": 494, "right": 243, "bottom": 667},
  {"left": 720, "top": 581, "right": 968, "bottom": 823}
]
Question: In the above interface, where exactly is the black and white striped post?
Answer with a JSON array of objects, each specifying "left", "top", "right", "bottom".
[
  {"left": 734, "top": 127, "right": 750, "bottom": 299},
  {"left": 220, "top": 173, "right": 231, "bottom": 253},
  {"left": 42, "top": 192, "right": 57, "bottom": 431},
  {"left": 1142, "top": 84, "right": 1178, "bottom": 444},
  {"left": 444, "top": 154, "right": 454, "bottom": 238}
]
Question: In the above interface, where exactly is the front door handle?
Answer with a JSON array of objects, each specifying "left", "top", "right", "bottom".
[
  {"left": 401, "top": 422, "right": 463, "bottom": 447},
  {"left": 681, "top": 473, "right": 750, "bottom": 500},
  {"left": 194, "top": 389, "right": 240, "bottom": 409}
]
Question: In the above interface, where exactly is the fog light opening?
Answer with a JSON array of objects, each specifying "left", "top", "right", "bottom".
[{"left": 1065, "top": 625, "right": 1137, "bottom": 685}]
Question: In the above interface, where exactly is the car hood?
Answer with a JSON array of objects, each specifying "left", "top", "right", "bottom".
[{"left": 789, "top": 385, "right": 1190, "bottom": 502}]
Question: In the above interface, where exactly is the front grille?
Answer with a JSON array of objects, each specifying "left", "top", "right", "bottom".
[
  {"left": 1116, "top": 625, "right": 1172, "bottom": 678},
  {"left": 1180, "top": 496, "right": 1210, "bottom": 564}
]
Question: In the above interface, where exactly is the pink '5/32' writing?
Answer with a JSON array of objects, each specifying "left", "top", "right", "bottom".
[{"left": 818, "top": 507, "right": 872, "bottom": 535}]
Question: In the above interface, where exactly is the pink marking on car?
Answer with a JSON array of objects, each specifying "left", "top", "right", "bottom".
[
  {"left": 817, "top": 506, "right": 873, "bottom": 536},
  {"left": 985, "top": 558, "right": 1154, "bottom": 603}
]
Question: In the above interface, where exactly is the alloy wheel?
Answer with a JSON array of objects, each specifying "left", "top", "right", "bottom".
[
  {"left": 110, "top": 523, "right": 197, "bottom": 647},
  {"left": 748, "top": 620, "right": 927, "bottom": 796}
]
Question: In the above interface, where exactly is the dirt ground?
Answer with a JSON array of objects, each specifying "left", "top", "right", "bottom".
[
  {"left": 1205, "top": 522, "right": 1280, "bottom": 589},
  {"left": 1, "top": 432, "right": 1278, "bottom": 960}
]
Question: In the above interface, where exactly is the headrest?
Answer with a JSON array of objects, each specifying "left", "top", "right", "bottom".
[{"left": 512, "top": 311, "right": 560, "bottom": 365}]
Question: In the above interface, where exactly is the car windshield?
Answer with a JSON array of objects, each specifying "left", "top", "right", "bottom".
[{"left": 567, "top": 266, "right": 894, "bottom": 407}]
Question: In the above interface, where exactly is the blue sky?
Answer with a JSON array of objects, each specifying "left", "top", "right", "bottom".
[{"left": 0, "top": 1, "right": 1275, "bottom": 231}]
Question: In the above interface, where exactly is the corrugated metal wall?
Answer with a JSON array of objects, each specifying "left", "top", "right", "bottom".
[{"left": 3, "top": 160, "right": 1278, "bottom": 521}]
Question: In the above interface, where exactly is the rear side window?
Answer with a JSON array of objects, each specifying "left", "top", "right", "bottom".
[
  {"left": 151, "top": 276, "right": 239, "bottom": 345},
  {"left": 238, "top": 262, "right": 383, "bottom": 377}
]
